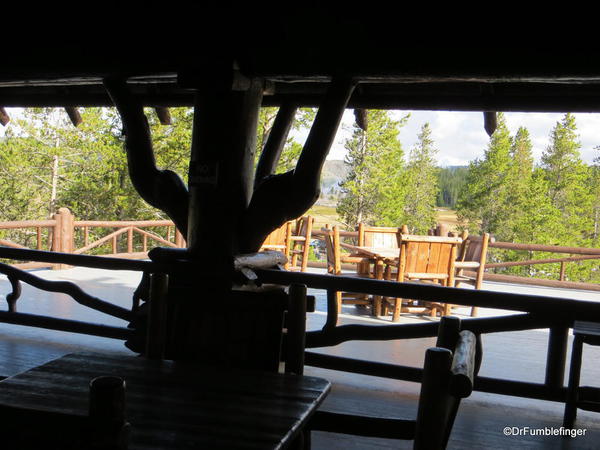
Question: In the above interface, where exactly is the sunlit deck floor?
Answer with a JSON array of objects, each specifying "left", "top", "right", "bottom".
[{"left": 1, "top": 267, "right": 599, "bottom": 449}]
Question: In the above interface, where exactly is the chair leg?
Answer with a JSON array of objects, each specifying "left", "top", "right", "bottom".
[
  {"left": 564, "top": 335, "right": 584, "bottom": 428},
  {"left": 392, "top": 298, "right": 402, "bottom": 322},
  {"left": 470, "top": 306, "right": 479, "bottom": 317}
]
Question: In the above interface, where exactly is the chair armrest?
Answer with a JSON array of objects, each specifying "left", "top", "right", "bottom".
[
  {"left": 341, "top": 256, "right": 370, "bottom": 264},
  {"left": 450, "top": 330, "right": 477, "bottom": 398}
]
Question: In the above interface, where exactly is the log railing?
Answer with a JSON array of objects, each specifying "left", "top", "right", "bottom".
[
  {"left": 0, "top": 208, "right": 186, "bottom": 269},
  {"left": 311, "top": 227, "right": 600, "bottom": 291},
  {"left": 0, "top": 244, "right": 599, "bottom": 407},
  {"left": 484, "top": 240, "right": 600, "bottom": 290}
]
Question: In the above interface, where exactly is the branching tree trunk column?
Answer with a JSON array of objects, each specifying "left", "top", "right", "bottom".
[{"left": 186, "top": 73, "right": 264, "bottom": 279}]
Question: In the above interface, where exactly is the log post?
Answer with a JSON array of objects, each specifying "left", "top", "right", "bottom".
[
  {"left": 52, "top": 207, "right": 74, "bottom": 269},
  {"left": 127, "top": 227, "right": 133, "bottom": 253},
  {"left": 0, "top": 107, "right": 10, "bottom": 126},
  {"left": 186, "top": 70, "right": 264, "bottom": 275}
]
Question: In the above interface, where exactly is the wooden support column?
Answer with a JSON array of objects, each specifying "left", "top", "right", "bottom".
[
  {"left": 0, "top": 107, "right": 10, "bottom": 126},
  {"left": 186, "top": 72, "right": 264, "bottom": 275},
  {"left": 154, "top": 107, "right": 171, "bottom": 125},
  {"left": 254, "top": 102, "right": 297, "bottom": 189},
  {"left": 65, "top": 107, "right": 82, "bottom": 127},
  {"left": 545, "top": 324, "right": 569, "bottom": 388},
  {"left": 483, "top": 111, "right": 497, "bottom": 136}
]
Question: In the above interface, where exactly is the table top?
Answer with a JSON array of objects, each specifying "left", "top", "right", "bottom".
[
  {"left": 0, "top": 351, "right": 331, "bottom": 449},
  {"left": 344, "top": 244, "right": 399, "bottom": 260}
]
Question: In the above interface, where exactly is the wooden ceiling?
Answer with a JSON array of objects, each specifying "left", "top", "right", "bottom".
[{"left": 3, "top": 12, "right": 600, "bottom": 112}]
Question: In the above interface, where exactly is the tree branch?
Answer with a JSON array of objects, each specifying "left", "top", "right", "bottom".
[
  {"left": 239, "top": 77, "right": 357, "bottom": 252},
  {"left": 103, "top": 78, "right": 189, "bottom": 236}
]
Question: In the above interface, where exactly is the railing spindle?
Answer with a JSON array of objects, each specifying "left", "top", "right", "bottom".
[
  {"left": 36, "top": 227, "right": 42, "bottom": 250},
  {"left": 560, "top": 261, "right": 567, "bottom": 281},
  {"left": 127, "top": 227, "right": 133, "bottom": 253}
]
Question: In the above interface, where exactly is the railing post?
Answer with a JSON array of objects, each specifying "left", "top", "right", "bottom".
[
  {"left": 52, "top": 207, "right": 74, "bottom": 269},
  {"left": 127, "top": 227, "right": 133, "bottom": 253},
  {"left": 560, "top": 261, "right": 567, "bottom": 281}
]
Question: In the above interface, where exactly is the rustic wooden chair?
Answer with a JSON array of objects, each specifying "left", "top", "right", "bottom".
[
  {"left": 308, "top": 316, "right": 480, "bottom": 450},
  {"left": 144, "top": 271, "right": 309, "bottom": 375},
  {"left": 454, "top": 231, "right": 491, "bottom": 317},
  {"left": 322, "top": 225, "right": 372, "bottom": 326},
  {"left": 358, "top": 223, "right": 406, "bottom": 248},
  {"left": 288, "top": 215, "right": 314, "bottom": 272},
  {"left": 1, "top": 375, "right": 130, "bottom": 449},
  {"left": 260, "top": 220, "right": 293, "bottom": 269},
  {"left": 385, "top": 234, "right": 462, "bottom": 321}
]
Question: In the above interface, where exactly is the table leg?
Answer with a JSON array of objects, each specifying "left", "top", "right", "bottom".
[
  {"left": 563, "top": 335, "right": 583, "bottom": 428},
  {"left": 373, "top": 259, "right": 384, "bottom": 317}
]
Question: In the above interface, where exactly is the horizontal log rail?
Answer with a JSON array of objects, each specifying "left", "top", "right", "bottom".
[
  {"left": 0, "top": 261, "right": 133, "bottom": 321},
  {"left": 0, "top": 208, "right": 186, "bottom": 268},
  {"left": 254, "top": 269, "right": 600, "bottom": 322},
  {"left": 490, "top": 240, "right": 600, "bottom": 255}
]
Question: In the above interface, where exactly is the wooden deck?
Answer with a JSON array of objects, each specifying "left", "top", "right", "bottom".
[{"left": 1, "top": 267, "right": 599, "bottom": 449}]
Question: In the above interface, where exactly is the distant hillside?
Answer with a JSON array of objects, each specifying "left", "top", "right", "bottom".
[{"left": 321, "top": 159, "right": 349, "bottom": 191}]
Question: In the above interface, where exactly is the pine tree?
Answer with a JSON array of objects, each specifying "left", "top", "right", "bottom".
[
  {"left": 541, "top": 113, "right": 593, "bottom": 243},
  {"left": 402, "top": 123, "right": 439, "bottom": 233},
  {"left": 337, "top": 110, "right": 406, "bottom": 228},
  {"left": 457, "top": 113, "right": 512, "bottom": 234}
]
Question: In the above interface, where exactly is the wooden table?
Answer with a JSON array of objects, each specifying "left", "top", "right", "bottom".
[
  {"left": 343, "top": 244, "right": 399, "bottom": 316},
  {"left": 0, "top": 351, "right": 331, "bottom": 449}
]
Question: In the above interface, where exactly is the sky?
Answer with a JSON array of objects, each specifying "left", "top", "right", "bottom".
[{"left": 326, "top": 110, "right": 600, "bottom": 167}]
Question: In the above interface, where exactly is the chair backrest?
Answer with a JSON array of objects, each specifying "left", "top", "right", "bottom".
[
  {"left": 261, "top": 221, "right": 293, "bottom": 250},
  {"left": 358, "top": 224, "right": 406, "bottom": 248},
  {"left": 397, "top": 235, "right": 462, "bottom": 283},
  {"left": 307, "top": 315, "right": 479, "bottom": 450},
  {"left": 414, "top": 318, "right": 477, "bottom": 449},
  {"left": 459, "top": 232, "right": 491, "bottom": 264},
  {"left": 321, "top": 225, "right": 341, "bottom": 275},
  {"left": 260, "top": 221, "right": 293, "bottom": 268},
  {"left": 294, "top": 215, "right": 314, "bottom": 238},
  {"left": 290, "top": 216, "right": 314, "bottom": 272}
]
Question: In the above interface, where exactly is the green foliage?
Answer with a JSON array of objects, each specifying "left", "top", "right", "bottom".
[
  {"left": 456, "top": 113, "right": 513, "bottom": 234},
  {"left": 436, "top": 166, "right": 468, "bottom": 208},
  {"left": 0, "top": 107, "right": 195, "bottom": 223},
  {"left": 457, "top": 113, "right": 600, "bottom": 282},
  {"left": 401, "top": 123, "right": 439, "bottom": 233},
  {"left": 336, "top": 110, "right": 407, "bottom": 228}
]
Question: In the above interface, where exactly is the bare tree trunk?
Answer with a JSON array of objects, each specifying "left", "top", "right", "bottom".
[{"left": 49, "top": 154, "right": 59, "bottom": 218}]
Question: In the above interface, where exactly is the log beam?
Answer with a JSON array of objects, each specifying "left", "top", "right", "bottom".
[
  {"left": 0, "top": 107, "right": 9, "bottom": 126},
  {"left": 103, "top": 78, "right": 189, "bottom": 236},
  {"left": 65, "top": 107, "right": 82, "bottom": 127},
  {"left": 254, "top": 102, "right": 297, "bottom": 189},
  {"left": 154, "top": 107, "right": 171, "bottom": 125},
  {"left": 240, "top": 77, "right": 356, "bottom": 252}
]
